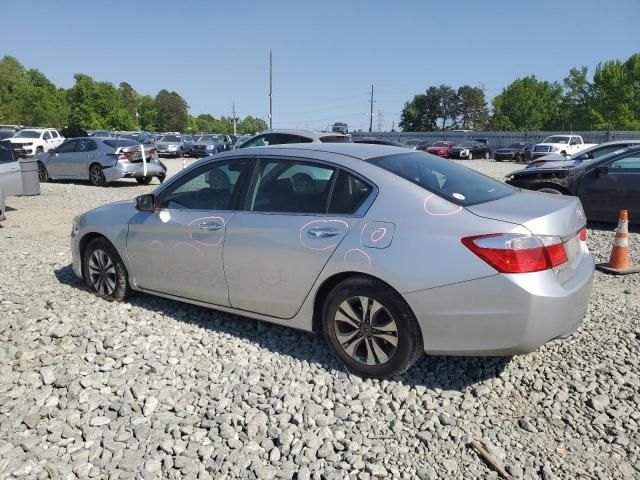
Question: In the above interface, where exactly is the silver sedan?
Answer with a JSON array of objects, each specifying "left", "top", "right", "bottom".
[
  {"left": 37, "top": 137, "right": 166, "bottom": 186},
  {"left": 70, "top": 144, "right": 594, "bottom": 378}
]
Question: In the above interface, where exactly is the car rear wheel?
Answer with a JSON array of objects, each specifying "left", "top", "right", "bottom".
[
  {"left": 89, "top": 164, "right": 107, "bottom": 187},
  {"left": 322, "top": 276, "right": 423, "bottom": 378},
  {"left": 136, "top": 177, "right": 152, "bottom": 185},
  {"left": 537, "top": 187, "right": 563, "bottom": 195},
  {"left": 83, "top": 238, "right": 132, "bottom": 302},
  {"left": 514, "top": 153, "right": 521, "bottom": 162},
  {"left": 37, "top": 162, "right": 49, "bottom": 182},
  {"left": 36, "top": 146, "right": 43, "bottom": 154},
  {"left": 484, "top": 151, "right": 490, "bottom": 160}
]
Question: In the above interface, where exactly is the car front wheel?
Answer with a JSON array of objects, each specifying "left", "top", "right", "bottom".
[
  {"left": 38, "top": 162, "right": 49, "bottom": 182},
  {"left": 83, "top": 238, "right": 132, "bottom": 302},
  {"left": 322, "top": 277, "right": 423, "bottom": 378}
]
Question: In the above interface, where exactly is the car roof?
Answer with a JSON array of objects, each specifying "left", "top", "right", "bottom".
[
  {"left": 258, "top": 129, "right": 348, "bottom": 139},
  {"left": 232, "top": 142, "right": 410, "bottom": 160}
]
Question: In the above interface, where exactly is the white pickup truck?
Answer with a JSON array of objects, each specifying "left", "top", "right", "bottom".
[
  {"left": 9, "top": 128, "right": 65, "bottom": 157},
  {"left": 531, "top": 135, "right": 597, "bottom": 159}
]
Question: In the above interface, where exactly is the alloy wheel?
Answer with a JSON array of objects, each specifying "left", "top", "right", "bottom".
[
  {"left": 88, "top": 249, "right": 117, "bottom": 296},
  {"left": 38, "top": 163, "right": 48, "bottom": 182},
  {"left": 89, "top": 165, "right": 105, "bottom": 186},
  {"left": 333, "top": 296, "right": 398, "bottom": 365}
]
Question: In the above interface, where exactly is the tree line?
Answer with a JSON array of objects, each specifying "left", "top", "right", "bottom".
[
  {"left": 0, "top": 56, "right": 268, "bottom": 134},
  {"left": 400, "top": 51, "right": 640, "bottom": 132}
]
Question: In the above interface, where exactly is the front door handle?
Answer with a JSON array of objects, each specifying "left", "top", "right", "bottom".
[
  {"left": 198, "top": 222, "right": 223, "bottom": 231},
  {"left": 308, "top": 227, "right": 341, "bottom": 238}
]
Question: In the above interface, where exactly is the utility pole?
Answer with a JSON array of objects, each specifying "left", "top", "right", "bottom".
[
  {"left": 232, "top": 102, "right": 237, "bottom": 135},
  {"left": 369, "top": 84, "right": 374, "bottom": 133},
  {"left": 269, "top": 50, "right": 273, "bottom": 130},
  {"left": 377, "top": 111, "right": 383, "bottom": 133}
]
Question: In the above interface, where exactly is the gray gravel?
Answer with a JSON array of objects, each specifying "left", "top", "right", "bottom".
[{"left": 0, "top": 158, "right": 639, "bottom": 479}]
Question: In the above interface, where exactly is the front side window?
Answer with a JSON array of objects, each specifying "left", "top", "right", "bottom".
[
  {"left": 160, "top": 159, "right": 252, "bottom": 210},
  {"left": 241, "top": 135, "right": 273, "bottom": 148},
  {"left": 368, "top": 152, "right": 514, "bottom": 206},
  {"left": 609, "top": 153, "right": 640, "bottom": 170},
  {"left": 57, "top": 141, "right": 77, "bottom": 153},
  {"left": 249, "top": 159, "right": 336, "bottom": 214}
]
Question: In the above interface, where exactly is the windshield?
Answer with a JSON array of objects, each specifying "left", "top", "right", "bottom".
[
  {"left": 368, "top": 152, "right": 514, "bottom": 206},
  {"left": 160, "top": 135, "right": 180, "bottom": 142},
  {"left": 458, "top": 141, "right": 475, "bottom": 148},
  {"left": 104, "top": 139, "right": 137, "bottom": 148},
  {"left": 15, "top": 130, "right": 41, "bottom": 138},
  {"left": 432, "top": 141, "right": 450, "bottom": 147},
  {"left": 197, "top": 135, "right": 221, "bottom": 143},
  {"left": 543, "top": 136, "right": 570, "bottom": 144}
]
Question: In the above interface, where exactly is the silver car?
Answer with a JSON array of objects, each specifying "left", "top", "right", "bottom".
[
  {"left": 238, "top": 129, "right": 351, "bottom": 148},
  {"left": 70, "top": 144, "right": 594, "bottom": 378},
  {"left": 37, "top": 138, "right": 166, "bottom": 186},
  {"left": 0, "top": 140, "right": 22, "bottom": 221},
  {"left": 156, "top": 135, "right": 195, "bottom": 157}
]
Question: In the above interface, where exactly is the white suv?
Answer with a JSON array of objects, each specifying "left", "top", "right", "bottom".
[{"left": 9, "top": 128, "right": 65, "bottom": 157}]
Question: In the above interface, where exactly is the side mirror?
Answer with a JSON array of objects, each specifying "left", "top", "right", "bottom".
[{"left": 135, "top": 193, "right": 155, "bottom": 212}]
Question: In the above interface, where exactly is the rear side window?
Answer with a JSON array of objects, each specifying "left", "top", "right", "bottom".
[
  {"left": 104, "top": 139, "right": 138, "bottom": 148},
  {"left": 368, "top": 152, "right": 514, "bottom": 206},
  {"left": 328, "top": 171, "right": 373, "bottom": 214}
]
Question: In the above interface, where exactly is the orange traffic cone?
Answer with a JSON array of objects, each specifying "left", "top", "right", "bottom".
[{"left": 597, "top": 210, "right": 640, "bottom": 275}]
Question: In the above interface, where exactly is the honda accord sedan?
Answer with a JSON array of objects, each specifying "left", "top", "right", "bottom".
[{"left": 70, "top": 144, "right": 594, "bottom": 378}]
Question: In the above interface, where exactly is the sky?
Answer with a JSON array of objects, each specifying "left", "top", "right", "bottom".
[{"left": 2, "top": 0, "right": 639, "bottom": 132}]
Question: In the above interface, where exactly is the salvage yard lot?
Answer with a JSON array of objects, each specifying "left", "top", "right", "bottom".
[{"left": 0, "top": 159, "right": 639, "bottom": 479}]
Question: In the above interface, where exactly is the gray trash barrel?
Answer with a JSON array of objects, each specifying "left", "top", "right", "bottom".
[{"left": 19, "top": 158, "right": 41, "bottom": 196}]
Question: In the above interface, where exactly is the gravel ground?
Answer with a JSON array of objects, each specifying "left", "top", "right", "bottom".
[{"left": 0, "top": 158, "right": 639, "bottom": 479}]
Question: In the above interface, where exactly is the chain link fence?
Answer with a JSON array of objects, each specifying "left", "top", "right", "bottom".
[{"left": 349, "top": 131, "right": 640, "bottom": 146}]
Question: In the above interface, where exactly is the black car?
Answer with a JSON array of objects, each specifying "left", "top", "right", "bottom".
[
  {"left": 506, "top": 145, "right": 640, "bottom": 223},
  {"left": 353, "top": 138, "right": 408, "bottom": 148},
  {"left": 447, "top": 141, "right": 492, "bottom": 160},
  {"left": 495, "top": 142, "right": 535, "bottom": 162}
]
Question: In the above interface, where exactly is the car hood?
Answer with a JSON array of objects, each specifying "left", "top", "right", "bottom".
[
  {"left": 194, "top": 142, "right": 216, "bottom": 146},
  {"left": 526, "top": 159, "right": 577, "bottom": 169},
  {"left": 532, "top": 153, "right": 567, "bottom": 161},
  {"left": 9, "top": 138, "right": 36, "bottom": 144},
  {"left": 466, "top": 190, "right": 585, "bottom": 237}
]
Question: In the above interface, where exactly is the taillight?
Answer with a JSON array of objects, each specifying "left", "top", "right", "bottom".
[
  {"left": 148, "top": 148, "right": 157, "bottom": 156},
  {"left": 579, "top": 227, "right": 587, "bottom": 241},
  {"left": 461, "top": 233, "right": 568, "bottom": 273},
  {"left": 119, "top": 151, "right": 134, "bottom": 160}
]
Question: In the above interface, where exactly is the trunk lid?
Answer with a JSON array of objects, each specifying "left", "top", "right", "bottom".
[
  {"left": 466, "top": 191, "right": 588, "bottom": 284},
  {"left": 466, "top": 190, "right": 585, "bottom": 237}
]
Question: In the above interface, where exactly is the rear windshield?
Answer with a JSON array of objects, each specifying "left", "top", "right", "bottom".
[
  {"left": 368, "top": 152, "right": 514, "bottom": 206},
  {"left": 320, "top": 135, "right": 351, "bottom": 143},
  {"left": 160, "top": 135, "right": 181, "bottom": 142},
  {"left": 104, "top": 139, "right": 137, "bottom": 148}
]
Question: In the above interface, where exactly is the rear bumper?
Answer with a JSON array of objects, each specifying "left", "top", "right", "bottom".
[
  {"left": 103, "top": 161, "right": 165, "bottom": 182},
  {"left": 403, "top": 252, "right": 594, "bottom": 355}
]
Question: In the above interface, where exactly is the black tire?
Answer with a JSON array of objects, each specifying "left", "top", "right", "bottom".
[
  {"left": 322, "top": 276, "right": 423, "bottom": 378},
  {"left": 36, "top": 146, "right": 44, "bottom": 155},
  {"left": 136, "top": 177, "right": 152, "bottom": 185},
  {"left": 37, "top": 162, "right": 49, "bottom": 182},
  {"left": 89, "top": 163, "right": 107, "bottom": 187},
  {"left": 158, "top": 173, "right": 166, "bottom": 184},
  {"left": 484, "top": 151, "right": 490, "bottom": 160},
  {"left": 176, "top": 148, "right": 183, "bottom": 158},
  {"left": 83, "top": 238, "right": 132, "bottom": 302},
  {"left": 514, "top": 153, "right": 521, "bottom": 163}
]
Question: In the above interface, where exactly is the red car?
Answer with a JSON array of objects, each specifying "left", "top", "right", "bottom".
[{"left": 425, "top": 141, "right": 456, "bottom": 157}]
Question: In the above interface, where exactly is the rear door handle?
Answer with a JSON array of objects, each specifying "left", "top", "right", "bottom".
[
  {"left": 308, "top": 227, "right": 341, "bottom": 238},
  {"left": 198, "top": 222, "right": 223, "bottom": 231}
]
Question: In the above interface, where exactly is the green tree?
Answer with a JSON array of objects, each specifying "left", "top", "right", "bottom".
[
  {"left": 138, "top": 95, "right": 158, "bottom": 131},
  {"left": 117, "top": 82, "right": 140, "bottom": 127},
  {"left": 561, "top": 67, "right": 593, "bottom": 130},
  {"left": 491, "top": 76, "right": 563, "bottom": 130},
  {"left": 106, "top": 108, "right": 137, "bottom": 130},
  {"left": 400, "top": 85, "right": 461, "bottom": 131},
  {"left": 238, "top": 116, "right": 268, "bottom": 134},
  {"left": 186, "top": 115, "right": 198, "bottom": 133},
  {"left": 456, "top": 85, "right": 489, "bottom": 130},
  {"left": 590, "top": 56, "right": 640, "bottom": 129},
  {"left": 155, "top": 90, "right": 188, "bottom": 131},
  {"left": 0, "top": 56, "right": 29, "bottom": 124}
]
